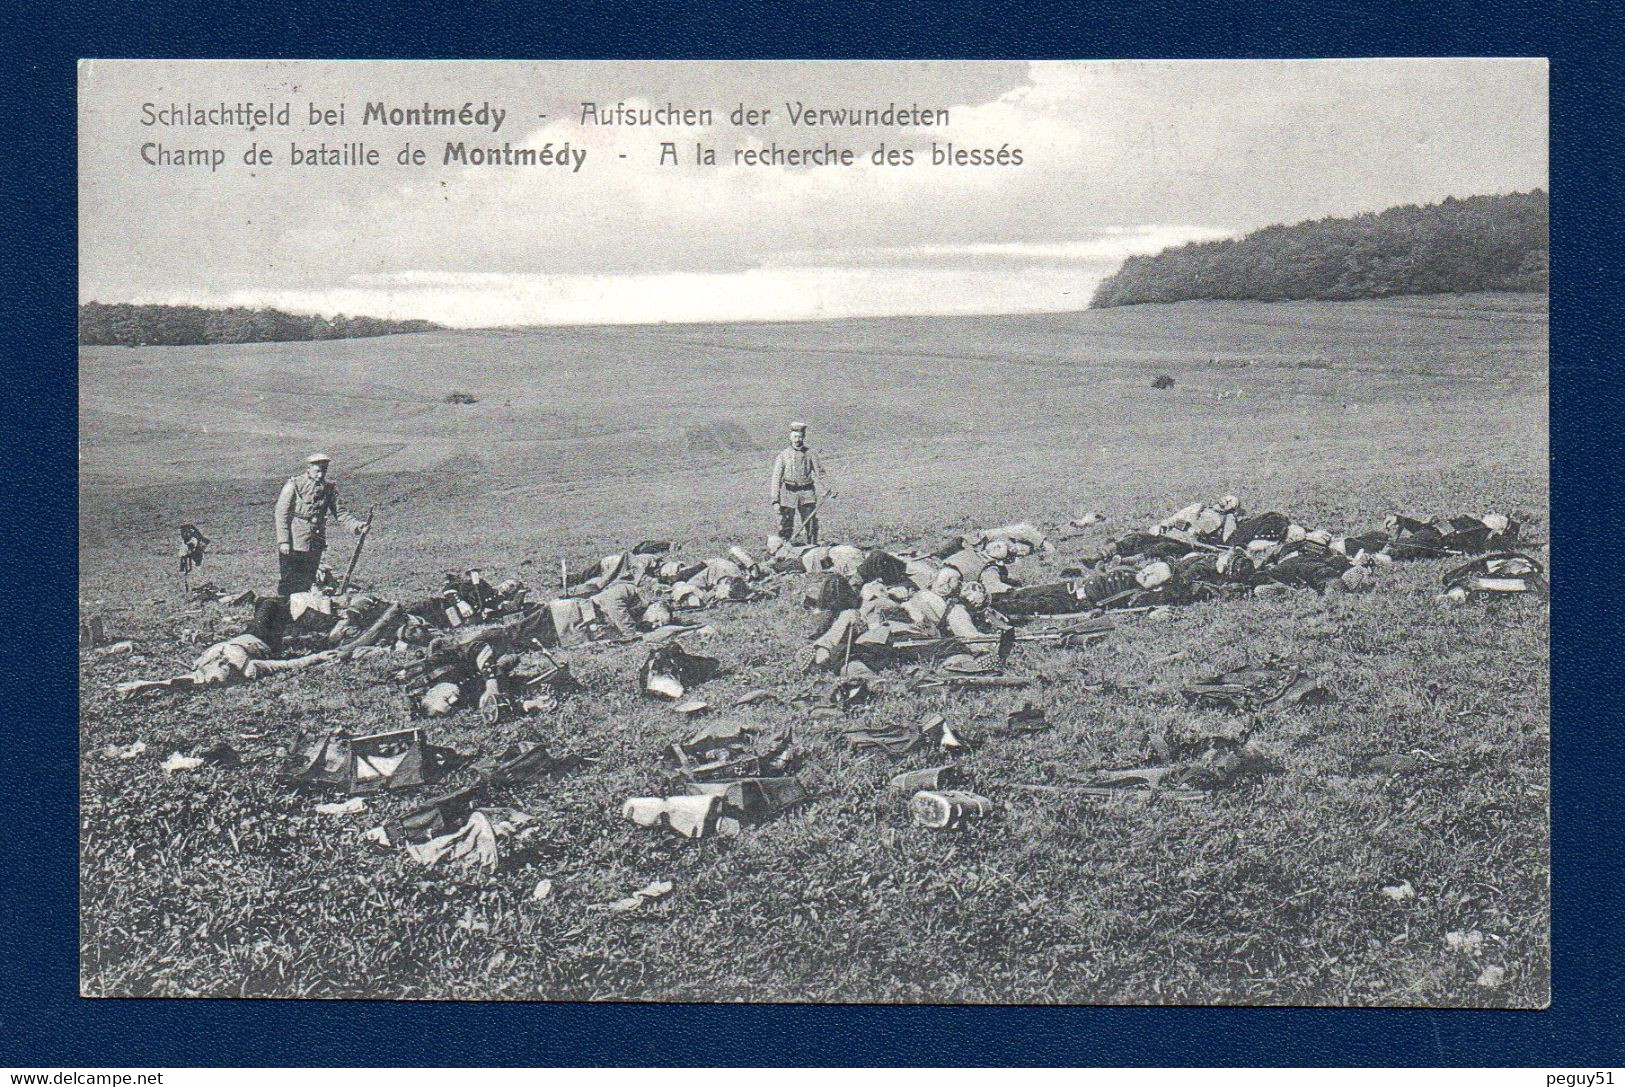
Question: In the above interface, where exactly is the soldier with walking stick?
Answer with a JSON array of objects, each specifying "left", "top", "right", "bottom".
[
  {"left": 274, "top": 452, "right": 371, "bottom": 596},
  {"left": 769, "top": 421, "right": 835, "bottom": 545}
]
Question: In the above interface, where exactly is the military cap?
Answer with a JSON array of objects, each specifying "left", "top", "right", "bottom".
[
  {"left": 306, "top": 452, "right": 333, "bottom": 464},
  {"left": 789, "top": 420, "right": 808, "bottom": 432}
]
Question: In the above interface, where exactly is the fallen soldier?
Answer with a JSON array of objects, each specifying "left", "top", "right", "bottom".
[
  {"left": 401, "top": 623, "right": 575, "bottom": 720},
  {"left": 1249, "top": 534, "right": 1372, "bottom": 594},
  {"left": 658, "top": 547, "right": 765, "bottom": 585},
  {"left": 1439, "top": 552, "right": 1546, "bottom": 604},
  {"left": 1384, "top": 513, "right": 1520, "bottom": 560},
  {"left": 1080, "top": 528, "right": 1195, "bottom": 566},
  {"left": 764, "top": 536, "right": 867, "bottom": 577},
  {"left": 1151, "top": 494, "right": 1241, "bottom": 543},
  {"left": 563, "top": 550, "right": 663, "bottom": 595},
  {"left": 996, "top": 560, "right": 1189, "bottom": 616},
  {"left": 1331, "top": 529, "right": 1396, "bottom": 563},
  {"left": 1225, "top": 510, "right": 1293, "bottom": 548},
  {"left": 667, "top": 555, "right": 772, "bottom": 609},
  {"left": 798, "top": 567, "right": 999, "bottom": 672},
  {"left": 1176, "top": 548, "right": 1257, "bottom": 596},
  {"left": 928, "top": 522, "right": 1050, "bottom": 561},
  {"left": 281, "top": 589, "right": 418, "bottom": 652},
  {"left": 116, "top": 599, "right": 340, "bottom": 695},
  {"left": 546, "top": 582, "right": 674, "bottom": 645},
  {"left": 907, "top": 538, "right": 1018, "bottom": 596},
  {"left": 1087, "top": 504, "right": 1291, "bottom": 564}
]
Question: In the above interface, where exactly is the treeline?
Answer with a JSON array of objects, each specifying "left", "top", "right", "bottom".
[
  {"left": 1091, "top": 190, "right": 1549, "bottom": 308},
  {"left": 78, "top": 302, "right": 442, "bottom": 346}
]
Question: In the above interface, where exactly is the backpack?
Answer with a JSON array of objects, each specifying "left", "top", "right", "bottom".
[
  {"left": 279, "top": 727, "right": 462, "bottom": 793},
  {"left": 640, "top": 642, "right": 721, "bottom": 699},
  {"left": 1442, "top": 551, "right": 1545, "bottom": 593},
  {"left": 857, "top": 550, "right": 909, "bottom": 586},
  {"left": 802, "top": 571, "right": 859, "bottom": 612}
]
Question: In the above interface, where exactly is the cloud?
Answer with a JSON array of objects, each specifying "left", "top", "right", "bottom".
[
  {"left": 83, "top": 59, "right": 1548, "bottom": 324},
  {"left": 148, "top": 221, "right": 1234, "bottom": 326},
  {"left": 148, "top": 260, "right": 1118, "bottom": 327}
]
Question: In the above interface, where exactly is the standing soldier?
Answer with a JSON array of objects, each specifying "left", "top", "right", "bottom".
[
  {"left": 769, "top": 421, "right": 835, "bottom": 545},
  {"left": 274, "top": 453, "right": 369, "bottom": 596}
]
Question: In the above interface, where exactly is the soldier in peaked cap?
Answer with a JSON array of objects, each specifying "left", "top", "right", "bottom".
[
  {"left": 769, "top": 421, "right": 835, "bottom": 545},
  {"left": 274, "top": 453, "right": 369, "bottom": 597}
]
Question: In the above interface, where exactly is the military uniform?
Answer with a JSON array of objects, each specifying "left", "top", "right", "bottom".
[
  {"left": 274, "top": 461, "right": 365, "bottom": 596},
  {"left": 769, "top": 426, "right": 831, "bottom": 544}
]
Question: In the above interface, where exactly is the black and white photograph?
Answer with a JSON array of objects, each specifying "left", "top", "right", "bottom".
[{"left": 78, "top": 58, "right": 1549, "bottom": 1005}]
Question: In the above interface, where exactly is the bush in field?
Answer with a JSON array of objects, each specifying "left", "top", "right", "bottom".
[
  {"left": 445, "top": 391, "right": 479, "bottom": 405},
  {"left": 1152, "top": 374, "right": 1175, "bottom": 390}
]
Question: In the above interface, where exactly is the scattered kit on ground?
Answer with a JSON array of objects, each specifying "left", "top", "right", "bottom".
[{"left": 83, "top": 491, "right": 1547, "bottom": 894}]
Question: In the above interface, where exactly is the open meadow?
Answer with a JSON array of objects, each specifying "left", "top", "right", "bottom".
[{"left": 78, "top": 293, "right": 1549, "bottom": 1004}]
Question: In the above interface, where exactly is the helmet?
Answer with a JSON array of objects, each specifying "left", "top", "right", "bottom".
[{"left": 1136, "top": 561, "right": 1172, "bottom": 589}]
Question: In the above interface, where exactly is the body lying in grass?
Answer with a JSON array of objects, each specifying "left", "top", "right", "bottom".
[
  {"left": 799, "top": 566, "right": 1004, "bottom": 672},
  {"left": 116, "top": 599, "right": 339, "bottom": 695}
]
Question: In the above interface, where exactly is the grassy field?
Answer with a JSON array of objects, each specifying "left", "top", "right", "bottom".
[{"left": 78, "top": 293, "right": 1549, "bottom": 1004}]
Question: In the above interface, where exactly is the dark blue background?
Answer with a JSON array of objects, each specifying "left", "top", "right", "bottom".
[{"left": 8, "top": 0, "right": 1621, "bottom": 1067}]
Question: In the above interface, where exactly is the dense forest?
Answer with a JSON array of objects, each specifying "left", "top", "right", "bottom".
[
  {"left": 78, "top": 302, "right": 442, "bottom": 346},
  {"left": 1090, "top": 190, "right": 1548, "bottom": 308}
]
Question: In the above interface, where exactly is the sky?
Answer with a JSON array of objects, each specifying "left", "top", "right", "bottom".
[{"left": 78, "top": 59, "right": 1548, "bottom": 327}]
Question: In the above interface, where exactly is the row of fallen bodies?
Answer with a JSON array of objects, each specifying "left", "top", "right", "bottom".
[{"left": 114, "top": 499, "right": 1540, "bottom": 719}]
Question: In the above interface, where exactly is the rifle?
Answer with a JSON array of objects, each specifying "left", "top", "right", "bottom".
[
  {"left": 1016, "top": 616, "right": 1115, "bottom": 642},
  {"left": 788, "top": 494, "right": 828, "bottom": 546},
  {"left": 998, "top": 781, "right": 1207, "bottom": 803},
  {"left": 338, "top": 508, "right": 375, "bottom": 595},
  {"left": 917, "top": 674, "right": 1036, "bottom": 689}
]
